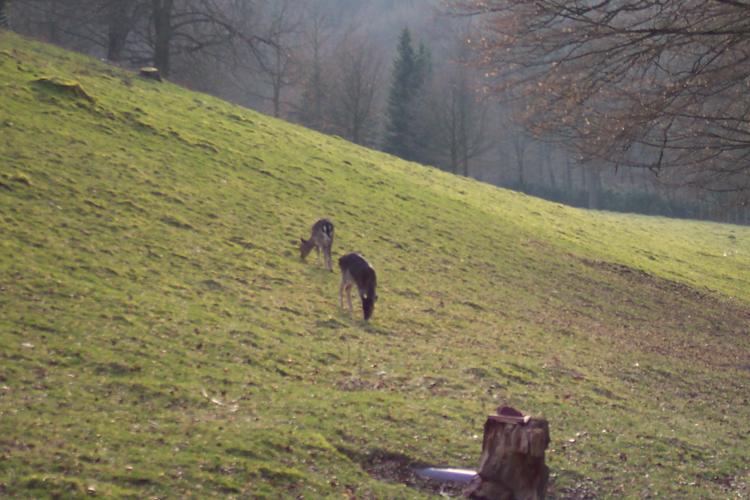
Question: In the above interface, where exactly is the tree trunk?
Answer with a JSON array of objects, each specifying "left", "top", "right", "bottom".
[
  {"left": 565, "top": 158, "right": 573, "bottom": 192},
  {"left": 586, "top": 167, "right": 601, "bottom": 209},
  {"left": 352, "top": 111, "right": 361, "bottom": 145},
  {"left": 46, "top": 0, "right": 60, "bottom": 43},
  {"left": 460, "top": 112, "right": 469, "bottom": 177},
  {"left": 512, "top": 134, "right": 527, "bottom": 189},
  {"left": 272, "top": 81, "right": 281, "bottom": 118},
  {"left": 152, "top": 0, "right": 173, "bottom": 76},
  {"left": 462, "top": 139, "right": 469, "bottom": 177},
  {"left": 449, "top": 87, "right": 459, "bottom": 174},
  {"left": 271, "top": 46, "right": 283, "bottom": 117},
  {"left": 542, "top": 145, "right": 554, "bottom": 188},
  {"left": 107, "top": 1, "right": 133, "bottom": 62}
]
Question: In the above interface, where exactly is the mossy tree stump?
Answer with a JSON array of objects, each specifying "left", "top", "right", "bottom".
[{"left": 32, "top": 77, "right": 95, "bottom": 103}]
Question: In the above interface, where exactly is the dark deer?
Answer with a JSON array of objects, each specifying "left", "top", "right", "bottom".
[
  {"left": 339, "top": 253, "right": 377, "bottom": 321},
  {"left": 300, "top": 218, "right": 334, "bottom": 271}
]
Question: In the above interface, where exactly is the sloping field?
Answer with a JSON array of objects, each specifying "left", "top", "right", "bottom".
[{"left": 1, "top": 32, "right": 749, "bottom": 498}]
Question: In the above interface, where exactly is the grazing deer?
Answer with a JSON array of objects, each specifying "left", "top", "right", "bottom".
[
  {"left": 300, "top": 218, "right": 334, "bottom": 271},
  {"left": 339, "top": 253, "right": 377, "bottom": 321}
]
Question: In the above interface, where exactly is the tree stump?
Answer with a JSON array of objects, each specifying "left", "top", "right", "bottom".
[
  {"left": 464, "top": 406, "right": 550, "bottom": 500},
  {"left": 139, "top": 67, "right": 163, "bottom": 82}
]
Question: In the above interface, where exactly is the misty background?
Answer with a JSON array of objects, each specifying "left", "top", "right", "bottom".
[{"left": 5, "top": 0, "right": 748, "bottom": 224}]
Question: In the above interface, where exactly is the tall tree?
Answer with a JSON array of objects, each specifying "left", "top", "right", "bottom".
[
  {"left": 297, "top": 6, "right": 333, "bottom": 131},
  {"left": 147, "top": 0, "right": 267, "bottom": 79},
  {"left": 105, "top": 0, "right": 144, "bottom": 62},
  {"left": 151, "top": 0, "right": 173, "bottom": 74},
  {"left": 331, "top": 31, "right": 382, "bottom": 145},
  {"left": 510, "top": 128, "right": 528, "bottom": 189},
  {"left": 424, "top": 31, "right": 492, "bottom": 176},
  {"left": 8, "top": 1, "right": 148, "bottom": 63},
  {"left": 383, "top": 27, "right": 430, "bottom": 162},
  {"left": 252, "top": 0, "right": 303, "bottom": 118},
  {"left": 19, "top": 0, "right": 70, "bottom": 43}
]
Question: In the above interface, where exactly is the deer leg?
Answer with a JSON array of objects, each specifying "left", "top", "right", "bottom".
[
  {"left": 339, "top": 280, "right": 345, "bottom": 309},
  {"left": 346, "top": 285, "right": 354, "bottom": 317},
  {"left": 324, "top": 245, "right": 332, "bottom": 271}
]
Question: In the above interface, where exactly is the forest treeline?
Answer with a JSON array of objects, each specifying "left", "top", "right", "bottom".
[{"left": 4, "top": 0, "right": 748, "bottom": 224}]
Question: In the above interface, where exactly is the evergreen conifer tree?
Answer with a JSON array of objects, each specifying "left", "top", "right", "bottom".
[
  {"left": 383, "top": 28, "right": 431, "bottom": 161},
  {"left": 411, "top": 41, "right": 433, "bottom": 164}
]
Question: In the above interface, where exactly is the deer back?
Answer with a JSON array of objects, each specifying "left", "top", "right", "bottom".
[
  {"left": 311, "top": 219, "right": 334, "bottom": 246},
  {"left": 301, "top": 218, "right": 334, "bottom": 259}
]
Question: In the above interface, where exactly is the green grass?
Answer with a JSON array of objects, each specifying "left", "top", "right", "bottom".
[{"left": 1, "top": 31, "right": 749, "bottom": 498}]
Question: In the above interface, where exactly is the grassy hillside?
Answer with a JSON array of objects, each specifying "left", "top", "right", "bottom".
[{"left": 1, "top": 31, "right": 749, "bottom": 498}]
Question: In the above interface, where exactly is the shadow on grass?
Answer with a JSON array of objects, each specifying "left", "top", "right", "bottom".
[{"left": 337, "top": 446, "right": 465, "bottom": 496}]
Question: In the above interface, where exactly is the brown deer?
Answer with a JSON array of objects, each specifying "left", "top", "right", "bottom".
[
  {"left": 339, "top": 253, "right": 377, "bottom": 321},
  {"left": 300, "top": 218, "right": 334, "bottom": 271}
]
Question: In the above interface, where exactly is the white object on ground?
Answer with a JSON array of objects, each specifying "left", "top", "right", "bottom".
[{"left": 417, "top": 467, "right": 477, "bottom": 483}]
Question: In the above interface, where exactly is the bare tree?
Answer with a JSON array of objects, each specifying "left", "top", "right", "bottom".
[
  {"left": 453, "top": 0, "right": 750, "bottom": 204},
  {"left": 251, "top": 0, "right": 303, "bottom": 117},
  {"left": 9, "top": 0, "right": 81, "bottom": 44},
  {"left": 330, "top": 29, "right": 383, "bottom": 145},
  {"left": 150, "top": 0, "right": 173, "bottom": 72},
  {"left": 422, "top": 26, "right": 494, "bottom": 176},
  {"left": 147, "top": 0, "right": 253, "bottom": 77},
  {"left": 10, "top": 0, "right": 266, "bottom": 77},
  {"left": 296, "top": 5, "right": 334, "bottom": 131},
  {"left": 104, "top": 1, "right": 147, "bottom": 62},
  {"left": 510, "top": 127, "right": 528, "bottom": 189}
]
